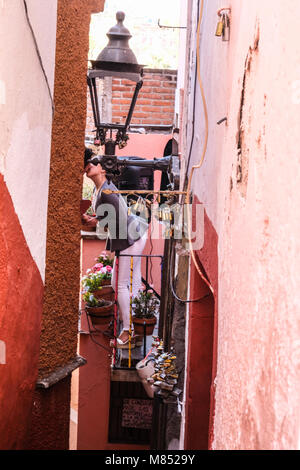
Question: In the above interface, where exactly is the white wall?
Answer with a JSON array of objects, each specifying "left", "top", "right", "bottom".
[{"left": 0, "top": 0, "right": 58, "bottom": 281}]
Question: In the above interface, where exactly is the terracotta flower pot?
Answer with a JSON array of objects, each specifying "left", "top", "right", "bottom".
[
  {"left": 99, "top": 278, "right": 111, "bottom": 286},
  {"left": 92, "top": 285, "right": 114, "bottom": 301},
  {"left": 133, "top": 316, "right": 157, "bottom": 336},
  {"left": 86, "top": 301, "right": 114, "bottom": 325}
]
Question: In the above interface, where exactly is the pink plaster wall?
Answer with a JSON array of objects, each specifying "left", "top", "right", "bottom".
[
  {"left": 182, "top": 0, "right": 300, "bottom": 450},
  {"left": 116, "top": 133, "right": 171, "bottom": 163}
]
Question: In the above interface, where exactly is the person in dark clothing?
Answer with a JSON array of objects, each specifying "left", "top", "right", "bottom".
[{"left": 83, "top": 149, "right": 148, "bottom": 347}]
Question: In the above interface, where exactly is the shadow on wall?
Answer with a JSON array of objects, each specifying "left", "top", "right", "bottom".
[{"left": 184, "top": 207, "right": 218, "bottom": 450}]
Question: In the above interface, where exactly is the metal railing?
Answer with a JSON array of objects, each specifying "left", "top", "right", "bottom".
[{"left": 111, "top": 253, "right": 163, "bottom": 370}]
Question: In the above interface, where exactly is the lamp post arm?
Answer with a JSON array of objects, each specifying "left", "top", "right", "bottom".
[
  {"left": 87, "top": 155, "right": 176, "bottom": 173},
  {"left": 124, "top": 80, "right": 143, "bottom": 131},
  {"left": 119, "top": 156, "right": 172, "bottom": 172}
]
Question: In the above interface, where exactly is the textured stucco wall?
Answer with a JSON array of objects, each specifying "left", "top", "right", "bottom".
[
  {"left": 0, "top": 0, "right": 57, "bottom": 449},
  {"left": 27, "top": 377, "right": 71, "bottom": 450},
  {"left": 38, "top": 0, "right": 105, "bottom": 377},
  {"left": 181, "top": 0, "right": 300, "bottom": 450}
]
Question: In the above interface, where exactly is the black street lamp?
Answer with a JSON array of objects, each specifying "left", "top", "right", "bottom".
[
  {"left": 87, "top": 11, "right": 144, "bottom": 154},
  {"left": 86, "top": 11, "right": 179, "bottom": 190}
]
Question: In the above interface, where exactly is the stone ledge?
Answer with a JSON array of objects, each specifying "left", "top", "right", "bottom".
[
  {"left": 143, "top": 68, "right": 178, "bottom": 75},
  {"left": 36, "top": 355, "right": 87, "bottom": 389},
  {"left": 128, "top": 124, "right": 174, "bottom": 134},
  {"left": 81, "top": 229, "right": 99, "bottom": 240},
  {"left": 111, "top": 368, "right": 140, "bottom": 382}
]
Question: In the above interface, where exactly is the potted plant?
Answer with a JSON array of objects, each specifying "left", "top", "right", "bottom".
[
  {"left": 95, "top": 253, "right": 114, "bottom": 268},
  {"left": 82, "top": 264, "right": 113, "bottom": 302},
  {"left": 83, "top": 291, "right": 113, "bottom": 325},
  {"left": 94, "top": 264, "right": 113, "bottom": 286},
  {"left": 83, "top": 263, "right": 113, "bottom": 287},
  {"left": 132, "top": 290, "right": 160, "bottom": 336}
]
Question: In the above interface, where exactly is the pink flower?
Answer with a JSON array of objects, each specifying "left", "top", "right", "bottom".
[
  {"left": 100, "top": 266, "right": 107, "bottom": 274},
  {"left": 106, "top": 265, "right": 112, "bottom": 273},
  {"left": 92, "top": 263, "right": 103, "bottom": 272}
]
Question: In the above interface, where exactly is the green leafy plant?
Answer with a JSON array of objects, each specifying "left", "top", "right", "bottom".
[
  {"left": 95, "top": 253, "right": 114, "bottom": 268},
  {"left": 85, "top": 205, "right": 95, "bottom": 216},
  {"left": 81, "top": 263, "right": 113, "bottom": 296},
  {"left": 83, "top": 292, "right": 108, "bottom": 308},
  {"left": 132, "top": 290, "right": 160, "bottom": 319},
  {"left": 82, "top": 271, "right": 103, "bottom": 293},
  {"left": 82, "top": 179, "right": 94, "bottom": 200}
]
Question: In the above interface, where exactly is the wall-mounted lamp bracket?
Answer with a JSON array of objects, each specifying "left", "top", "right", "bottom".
[{"left": 158, "top": 19, "right": 186, "bottom": 29}]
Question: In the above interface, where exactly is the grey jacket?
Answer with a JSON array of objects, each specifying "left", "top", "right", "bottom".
[{"left": 94, "top": 180, "right": 147, "bottom": 252}]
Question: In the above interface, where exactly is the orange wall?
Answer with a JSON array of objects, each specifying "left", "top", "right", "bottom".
[
  {"left": 0, "top": 176, "right": 44, "bottom": 449},
  {"left": 0, "top": 0, "right": 57, "bottom": 448}
]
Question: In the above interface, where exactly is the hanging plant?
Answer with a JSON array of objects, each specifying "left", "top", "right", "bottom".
[{"left": 83, "top": 292, "right": 113, "bottom": 326}]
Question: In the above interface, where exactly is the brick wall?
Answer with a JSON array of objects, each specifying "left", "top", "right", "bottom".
[{"left": 86, "top": 68, "right": 177, "bottom": 138}]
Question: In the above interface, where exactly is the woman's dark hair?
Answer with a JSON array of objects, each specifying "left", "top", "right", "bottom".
[{"left": 84, "top": 147, "right": 94, "bottom": 168}]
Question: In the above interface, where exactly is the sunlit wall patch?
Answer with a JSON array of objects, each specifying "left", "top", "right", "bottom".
[
  {"left": 0, "top": 80, "right": 6, "bottom": 105},
  {"left": 0, "top": 341, "right": 6, "bottom": 365}
]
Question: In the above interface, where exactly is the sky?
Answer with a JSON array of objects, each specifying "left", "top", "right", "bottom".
[
  {"left": 89, "top": 0, "right": 182, "bottom": 69},
  {"left": 101, "top": 0, "right": 181, "bottom": 23}
]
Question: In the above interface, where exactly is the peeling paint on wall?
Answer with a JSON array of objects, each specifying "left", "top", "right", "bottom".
[{"left": 236, "top": 23, "right": 260, "bottom": 198}]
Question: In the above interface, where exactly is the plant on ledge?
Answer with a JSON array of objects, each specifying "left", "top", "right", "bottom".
[
  {"left": 132, "top": 290, "right": 160, "bottom": 319},
  {"left": 83, "top": 292, "right": 113, "bottom": 326},
  {"left": 82, "top": 292, "right": 108, "bottom": 308},
  {"left": 132, "top": 290, "right": 160, "bottom": 336},
  {"left": 91, "top": 262, "right": 113, "bottom": 284},
  {"left": 95, "top": 252, "right": 114, "bottom": 268},
  {"left": 82, "top": 264, "right": 113, "bottom": 293}
]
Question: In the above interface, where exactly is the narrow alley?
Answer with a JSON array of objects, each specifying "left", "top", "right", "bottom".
[{"left": 0, "top": 0, "right": 300, "bottom": 455}]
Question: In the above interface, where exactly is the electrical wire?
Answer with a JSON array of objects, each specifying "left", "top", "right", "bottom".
[
  {"left": 169, "top": 244, "right": 211, "bottom": 303},
  {"left": 171, "top": 0, "right": 214, "bottom": 303},
  {"left": 184, "top": 0, "right": 200, "bottom": 180},
  {"left": 23, "top": 0, "right": 55, "bottom": 115},
  {"left": 185, "top": 0, "right": 214, "bottom": 295},
  {"left": 80, "top": 309, "right": 112, "bottom": 353}
]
